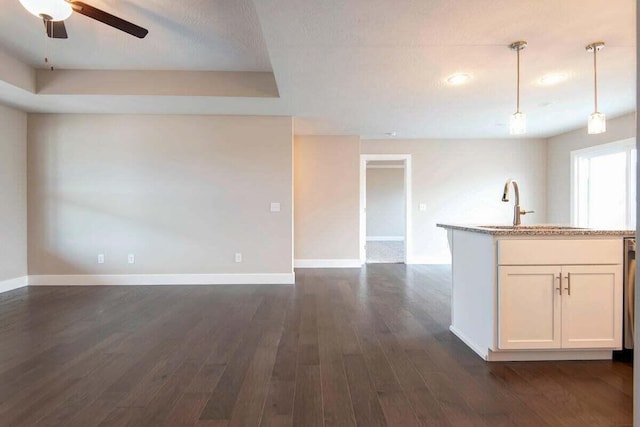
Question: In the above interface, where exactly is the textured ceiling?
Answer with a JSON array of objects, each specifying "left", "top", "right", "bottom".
[
  {"left": 254, "top": 0, "right": 636, "bottom": 138},
  {"left": 0, "top": 0, "right": 636, "bottom": 138},
  {"left": 0, "top": 0, "right": 272, "bottom": 71}
]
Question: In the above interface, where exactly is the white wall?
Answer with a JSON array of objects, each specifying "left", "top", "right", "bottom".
[
  {"left": 546, "top": 112, "right": 636, "bottom": 223},
  {"left": 28, "top": 114, "right": 294, "bottom": 277},
  {"left": 362, "top": 138, "right": 547, "bottom": 263},
  {"left": 366, "top": 167, "right": 405, "bottom": 238},
  {"left": 0, "top": 104, "right": 27, "bottom": 284},
  {"left": 0, "top": 47, "right": 35, "bottom": 92},
  {"left": 294, "top": 135, "right": 360, "bottom": 264}
]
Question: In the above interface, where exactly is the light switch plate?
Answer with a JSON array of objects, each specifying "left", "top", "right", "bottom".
[
  {"left": 270, "top": 202, "right": 281, "bottom": 212},
  {"left": 419, "top": 203, "right": 427, "bottom": 212}
]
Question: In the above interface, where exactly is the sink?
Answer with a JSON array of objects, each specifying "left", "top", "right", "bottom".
[{"left": 477, "top": 225, "right": 588, "bottom": 230}]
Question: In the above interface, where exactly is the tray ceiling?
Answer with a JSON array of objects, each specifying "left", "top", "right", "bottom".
[{"left": 0, "top": 0, "right": 635, "bottom": 138}]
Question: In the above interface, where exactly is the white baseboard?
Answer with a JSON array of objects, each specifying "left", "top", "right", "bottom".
[
  {"left": 28, "top": 273, "right": 295, "bottom": 286},
  {"left": 450, "top": 324, "right": 614, "bottom": 362},
  {"left": 366, "top": 236, "right": 404, "bottom": 241},
  {"left": 486, "top": 349, "right": 612, "bottom": 362},
  {"left": 449, "top": 325, "right": 489, "bottom": 360},
  {"left": 0, "top": 276, "right": 28, "bottom": 294},
  {"left": 294, "top": 259, "right": 362, "bottom": 268},
  {"left": 406, "top": 256, "right": 451, "bottom": 265}
]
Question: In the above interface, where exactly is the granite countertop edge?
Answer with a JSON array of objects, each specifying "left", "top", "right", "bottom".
[{"left": 436, "top": 223, "right": 635, "bottom": 237}]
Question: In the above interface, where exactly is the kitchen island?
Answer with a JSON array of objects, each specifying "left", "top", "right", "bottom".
[{"left": 437, "top": 223, "right": 634, "bottom": 361}]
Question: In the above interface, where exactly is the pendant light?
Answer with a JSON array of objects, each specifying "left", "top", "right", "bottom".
[
  {"left": 509, "top": 41, "right": 527, "bottom": 135},
  {"left": 586, "top": 41, "right": 606, "bottom": 134}
]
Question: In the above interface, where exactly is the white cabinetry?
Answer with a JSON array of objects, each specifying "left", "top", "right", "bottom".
[
  {"left": 442, "top": 226, "right": 628, "bottom": 362},
  {"left": 498, "top": 266, "right": 561, "bottom": 349},
  {"left": 560, "top": 265, "right": 621, "bottom": 349},
  {"left": 498, "top": 264, "right": 621, "bottom": 350}
]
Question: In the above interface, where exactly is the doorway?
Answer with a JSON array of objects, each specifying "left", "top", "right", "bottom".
[{"left": 360, "top": 154, "right": 412, "bottom": 264}]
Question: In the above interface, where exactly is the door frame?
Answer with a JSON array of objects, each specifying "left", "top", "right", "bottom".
[{"left": 359, "top": 154, "right": 412, "bottom": 265}]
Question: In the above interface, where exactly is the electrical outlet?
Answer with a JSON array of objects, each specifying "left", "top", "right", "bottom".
[
  {"left": 128, "top": 254, "right": 135, "bottom": 264},
  {"left": 235, "top": 253, "right": 242, "bottom": 263},
  {"left": 97, "top": 254, "right": 105, "bottom": 264},
  {"left": 270, "top": 202, "right": 281, "bottom": 212},
  {"left": 419, "top": 203, "right": 427, "bottom": 212}
]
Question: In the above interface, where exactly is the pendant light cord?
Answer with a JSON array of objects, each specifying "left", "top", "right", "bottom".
[
  {"left": 516, "top": 47, "right": 521, "bottom": 113},
  {"left": 593, "top": 47, "right": 598, "bottom": 112}
]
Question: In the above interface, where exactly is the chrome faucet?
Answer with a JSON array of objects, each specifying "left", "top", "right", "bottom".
[{"left": 502, "top": 179, "right": 534, "bottom": 226}]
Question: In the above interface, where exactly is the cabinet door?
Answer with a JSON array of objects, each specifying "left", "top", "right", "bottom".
[
  {"left": 498, "top": 266, "right": 562, "bottom": 349},
  {"left": 561, "top": 265, "right": 622, "bottom": 349}
]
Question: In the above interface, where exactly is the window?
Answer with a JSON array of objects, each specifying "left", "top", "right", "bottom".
[{"left": 571, "top": 138, "right": 636, "bottom": 229}]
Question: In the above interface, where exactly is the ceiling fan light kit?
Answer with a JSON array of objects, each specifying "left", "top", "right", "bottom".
[{"left": 19, "top": 0, "right": 71, "bottom": 21}]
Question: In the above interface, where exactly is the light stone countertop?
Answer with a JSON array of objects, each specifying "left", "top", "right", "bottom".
[{"left": 437, "top": 223, "right": 635, "bottom": 237}]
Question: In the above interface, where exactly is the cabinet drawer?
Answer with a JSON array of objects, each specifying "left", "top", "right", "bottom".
[{"left": 498, "top": 239, "right": 622, "bottom": 265}]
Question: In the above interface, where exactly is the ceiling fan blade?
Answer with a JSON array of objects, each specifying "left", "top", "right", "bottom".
[
  {"left": 68, "top": 1, "right": 148, "bottom": 38},
  {"left": 43, "top": 19, "right": 69, "bottom": 39}
]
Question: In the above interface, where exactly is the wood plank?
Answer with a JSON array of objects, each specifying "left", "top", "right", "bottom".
[
  {"left": 378, "top": 390, "right": 421, "bottom": 426},
  {"left": 504, "top": 362, "right": 612, "bottom": 426},
  {"left": 407, "top": 349, "right": 489, "bottom": 426},
  {"left": 0, "top": 266, "right": 632, "bottom": 426},
  {"left": 228, "top": 326, "right": 286, "bottom": 426},
  {"left": 297, "top": 294, "right": 320, "bottom": 366},
  {"left": 292, "top": 365, "right": 323, "bottom": 427},
  {"left": 165, "top": 392, "right": 209, "bottom": 427},
  {"left": 317, "top": 282, "right": 356, "bottom": 427},
  {"left": 259, "top": 380, "right": 295, "bottom": 427},
  {"left": 404, "top": 387, "right": 453, "bottom": 427},
  {"left": 342, "top": 353, "right": 387, "bottom": 427},
  {"left": 200, "top": 291, "right": 287, "bottom": 421},
  {"left": 259, "top": 290, "right": 300, "bottom": 427}
]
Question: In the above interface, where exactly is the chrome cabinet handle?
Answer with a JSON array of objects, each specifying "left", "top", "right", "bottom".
[
  {"left": 564, "top": 273, "right": 571, "bottom": 295},
  {"left": 556, "top": 274, "right": 562, "bottom": 295}
]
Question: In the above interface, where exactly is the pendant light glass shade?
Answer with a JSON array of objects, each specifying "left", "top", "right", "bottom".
[
  {"left": 588, "top": 111, "right": 606, "bottom": 134},
  {"left": 509, "top": 41, "right": 527, "bottom": 135},
  {"left": 18, "top": 0, "right": 72, "bottom": 21},
  {"left": 510, "top": 112, "right": 527, "bottom": 135},
  {"left": 586, "top": 42, "right": 606, "bottom": 135}
]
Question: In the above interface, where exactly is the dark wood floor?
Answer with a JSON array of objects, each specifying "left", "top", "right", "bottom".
[{"left": 0, "top": 265, "right": 633, "bottom": 426}]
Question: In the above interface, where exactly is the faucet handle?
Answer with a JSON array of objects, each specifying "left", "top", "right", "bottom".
[{"left": 521, "top": 209, "right": 535, "bottom": 215}]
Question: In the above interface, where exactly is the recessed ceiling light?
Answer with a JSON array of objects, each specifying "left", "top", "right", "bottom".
[
  {"left": 539, "top": 73, "right": 568, "bottom": 86},
  {"left": 446, "top": 73, "right": 471, "bottom": 86},
  {"left": 385, "top": 132, "right": 397, "bottom": 137}
]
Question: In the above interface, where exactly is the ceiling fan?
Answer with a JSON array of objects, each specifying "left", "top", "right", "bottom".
[{"left": 18, "top": 0, "right": 148, "bottom": 39}]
